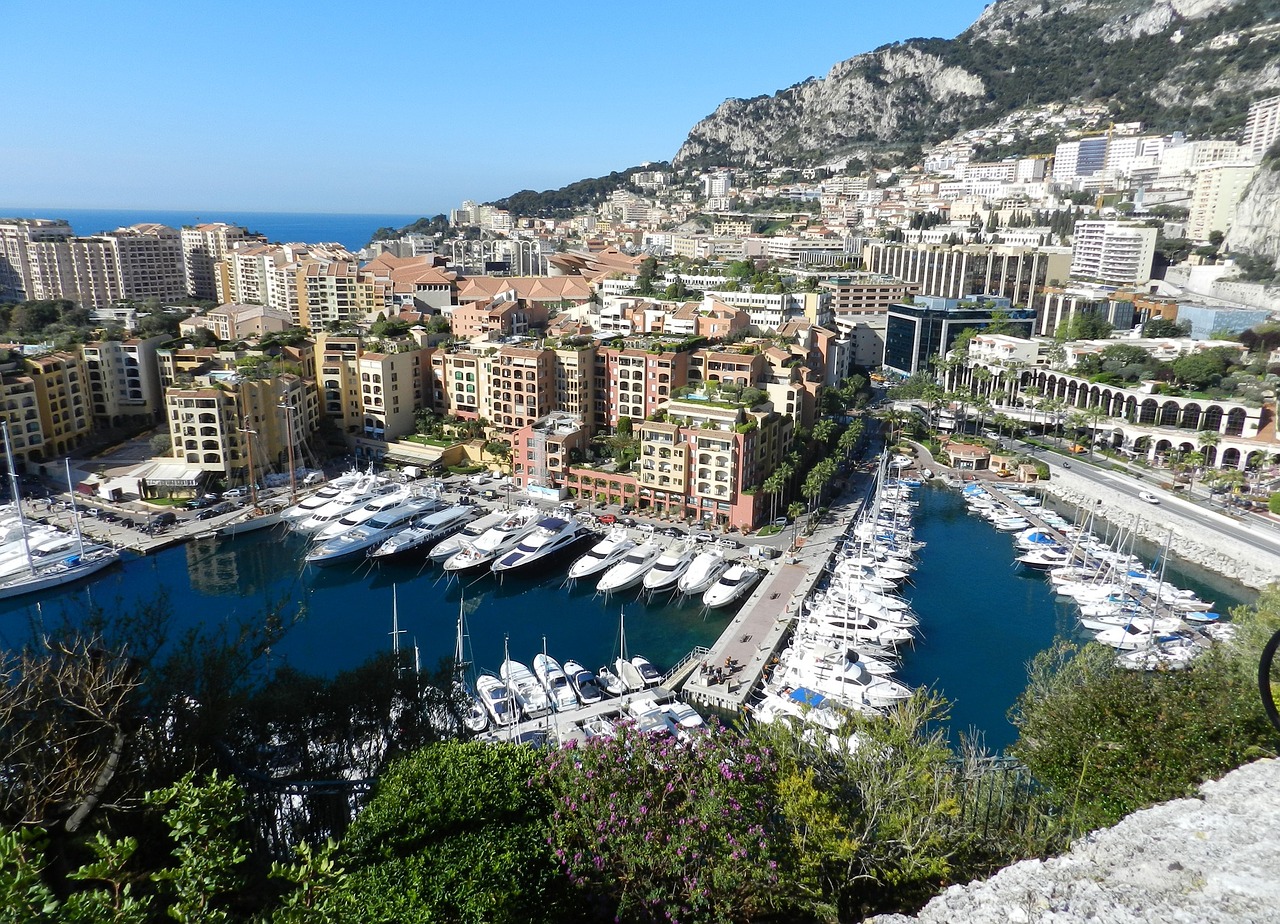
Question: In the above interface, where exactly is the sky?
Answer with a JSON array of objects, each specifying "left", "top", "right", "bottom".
[{"left": 2, "top": 0, "right": 990, "bottom": 215}]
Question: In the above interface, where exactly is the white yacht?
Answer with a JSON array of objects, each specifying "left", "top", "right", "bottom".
[
  {"left": 491, "top": 517, "right": 588, "bottom": 574},
  {"left": 702, "top": 562, "right": 761, "bottom": 609},
  {"left": 629, "top": 654, "right": 662, "bottom": 688},
  {"left": 563, "top": 659, "right": 605, "bottom": 705},
  {"left": 475, "top": 674, "right": 519, "bottom": 727},
  {"left": 305, "top": 495, "right": 441, "bottom": 566},
  {"left": 533, "top": 653, "right": 579, "bottom": 712},
  {"left": 309, "top": 487, "right": 415, "bottom": 542},
  {"left": 499, "top": 659, "right": 551, "bottom": 718},
  {"left": 370, "top": 505, "right": 476, "bottom": 560},
  {"left": 566, "top": 529, "right": 635, "bottom": 582},
  {"left": 442, "top": 507, "right": 539, "bottom": 573},
  {"left": 597, "top": 541, "right": 664, "bottom": 594},
  {"left": 279, "top": 469, "right": 365, "bottom": 524},
  {"left": 292, "top": 479, "right": 398, "bottom": 534},
  {"left": 641, "top": 540, "right": 698, "bottom": 593},
  {"left": 677, "top": 549, "right": 729, "bottom": 596},
  {"left": 429, "top": 510, "right": 508, "bottom": 564},
  {"left": 595, "top": 663, "right": 625, "bottom": 697}
]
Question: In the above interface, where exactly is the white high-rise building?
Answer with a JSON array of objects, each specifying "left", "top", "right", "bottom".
[
  {"left": 181, "top": 223, "right": 258, "bottom": 300},
  {"left": 1068, "top": 221, "right": 1158, "bottom": 287},
  {"left": 1244, "top": 95, "right": 1280, "bottom": 163},
  {"left": 1188, "top": 164, "right": 1258, "bottom": 243}
]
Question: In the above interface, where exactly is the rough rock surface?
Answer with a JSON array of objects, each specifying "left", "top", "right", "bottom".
[
  {"left": 867, "top": 757, "right": 1280, "bottom": 924},
  {"left": 674, "top": 0, "right": 1267, "bottom": 168},
  {"left": 1229, "top": 162, "right": 1280, "bottom": 271},
  {"left": 1042, "top": 469, "right": 1280, "bottom": 591}
]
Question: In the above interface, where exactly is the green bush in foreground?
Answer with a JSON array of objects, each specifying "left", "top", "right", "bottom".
[{"left": 1010, "top": 586, "right": 1280, "bottom": 832}]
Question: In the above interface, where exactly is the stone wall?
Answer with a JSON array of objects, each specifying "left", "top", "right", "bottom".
[{"left": 1042, "top": 468, "right": 1280, "bottom": 591}]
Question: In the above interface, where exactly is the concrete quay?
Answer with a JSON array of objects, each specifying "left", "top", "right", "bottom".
[{"left": 678, "top": 475, "right": 876, "bottom": 716}]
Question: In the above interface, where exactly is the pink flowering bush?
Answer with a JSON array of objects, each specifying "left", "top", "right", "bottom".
[{"left": 539, "top": 721, "right": 787, "bottom": 923}]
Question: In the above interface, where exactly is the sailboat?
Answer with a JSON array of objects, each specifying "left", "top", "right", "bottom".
[
  {"left": 220, "top": 418, "right": 287, "bottom": 537},
  {"left": 612, "top": 610, "right": 646, "bottom": 692},
  {"left": 453, "top": 596, "right": 489, "bottom": 733},
  {"left": 0, "top": 437, "right": 120, "bottom": 601}
]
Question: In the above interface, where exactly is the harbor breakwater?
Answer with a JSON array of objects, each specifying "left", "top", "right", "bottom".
[{"left": 1041, "top": 469, "right": 1280, "bottom": 592}]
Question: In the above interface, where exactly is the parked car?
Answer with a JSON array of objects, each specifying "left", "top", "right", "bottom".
[
  {"left": 658, "top": 526, "right": 685, "bottom": 538},
  {"left": 619, "top": 504, "right": 635, "bottom": 515},
  {"left": 772, "top": 516, "right": 789, "bottom": 527},
  {"left": 618, "top": 516, "right": 637, "bottom": 528},
  {"left": 152, "top": 511, "right": 178, "bottom": 529},
  {"left": 597, "top": 514, "right": 617, "bottom": 526},
  {"left": 691, "top": 530, "right": 715, "bottom": 543}
]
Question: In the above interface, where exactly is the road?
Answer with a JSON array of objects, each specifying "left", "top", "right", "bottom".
[{"left": 1033, "top": 450, "right": 1280, "bottom": 561}]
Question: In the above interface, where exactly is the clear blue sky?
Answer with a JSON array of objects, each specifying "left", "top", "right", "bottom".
[{"left": 3, "top": 0, "right": 990, "bottom": 215}]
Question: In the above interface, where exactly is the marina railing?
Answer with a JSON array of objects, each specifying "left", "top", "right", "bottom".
[{"left": 662, "top": 646, "right": 711, "bottom": 686}]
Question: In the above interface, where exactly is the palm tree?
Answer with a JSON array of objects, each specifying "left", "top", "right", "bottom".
[
  {"left": 1183, "top": 450, "right": 1205, "bottom": 494},
  {"left": 1197, "top": 429, "right": 1221, "bottom": 468},
  {"left": 763, "top": 466, "right": 788, "bottom": 525},
  {"left": 1083, "top": 405, "right": 1109, "bottom": 457},
  {"left": 787, "top": 500, "right": 806, "bottom": 550}
]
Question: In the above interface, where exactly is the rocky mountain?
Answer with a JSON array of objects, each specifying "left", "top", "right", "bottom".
[{"left": 675, "top": 0, "right": 1280, "bottom": 167}]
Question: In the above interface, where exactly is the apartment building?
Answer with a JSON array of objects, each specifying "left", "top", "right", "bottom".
[
  {"left": 183, "top": 303, "right": 293, "bottom": 342},
  {"left": 636, "top": 397, "right": 792, "bottom": 530},
  {"left": 25, "top": 351, "right": 91, "bottom": 459},
  {"left": 1187, "top": 164, "right": 1258, "bottom": 243},
  {"left": 703, "top": 289, "right": 830, "bottom": 331},
  {"left": 510, "top": 412, "right": 588, "bottom": 495},
  {"left": 156, "top": 347, "right": 220, "bottom": 389},
  {"left": 864, "top": 241, "right": 1070, "bottom": 306},
  {"left": 449, "top": 299, "right": 548, "bottom": 339},
  {"left": 0, "top": 358, "right": 44, "bottom": 468},
  {"left": 0, "top": 218, "right": 73, "bottom": 301},
  {"left": 166, "top": 372, "right": 314, "bottom": 476},
  {"left": 298, "top": 261, "right": 385, "bottom": 331},
  {"left": 686, "top": 348, "right": 766, "bottom": 389},
  {"left": 820, "top": 274, "right": 916, "bottom": 315},
  {"left": 1244, "top": 95, "right": 1280, "bottom": 163},
  {"left": 428, "top": 350, "right": 483, "bottom": 419},
  {"left": 552, "top": 343, "right": 595, "bottom": 429},
  {"left": 314, "top": 335, "right": 431, "bottom": 446},
  {"left": 1068, "top": 221, "right": 1158, "bottom": 286},
  {"left": 10, "top": 224, "right": 186, "bottom": 310},
  {"left": 181, "top": 223, "right": 257, "bottom": 300},
  {"left": 593, "top": 345, "right": 690, "bottom": 430},
  {"left": 95, "top": 224, "right": 187, "bottom": 303},
  {"left": 82, "top": 337, "right": 166, "bottom": 425},
  {"left": 485, "top": 346, "right": 554, "bottom": 432}
]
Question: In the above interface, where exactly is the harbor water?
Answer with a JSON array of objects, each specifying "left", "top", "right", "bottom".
[{"left": 0, "top": 488, "right": 1254, "bottom": 753}]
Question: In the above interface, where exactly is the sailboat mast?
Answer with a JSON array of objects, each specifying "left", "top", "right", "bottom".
[
  {"left": 278, "top": 400, "right": 297, "bottom": 505},
  {"left": 238, "top": 418, "right": 259, "bottom": 511},
  {"left": 3, "top": 422, "right": 35, "bottom": 575},
  {"left": 64, "top": 458, "right": 85, "bottom": 557}
]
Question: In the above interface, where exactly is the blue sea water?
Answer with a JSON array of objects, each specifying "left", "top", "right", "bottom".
[
  {"left": 0, "top": 489, "right": 1252, "bottom": 752},
  {"left": 0, "top": 208, "right": 433, "bottom": 252}
]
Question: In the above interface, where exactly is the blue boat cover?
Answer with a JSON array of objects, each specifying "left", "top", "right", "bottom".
[{"left": 790, "top": 687, "right": 827, "bottom": 707}]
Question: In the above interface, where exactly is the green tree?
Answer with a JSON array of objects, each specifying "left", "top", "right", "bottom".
[
  {"left": 1142, "top": 316, "right": 1190, "bottom": 338},
  {"left": 337, "top": 742, "right": 563, "bottom": 924}
]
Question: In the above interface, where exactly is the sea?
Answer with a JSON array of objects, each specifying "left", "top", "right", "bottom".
[
  {"left": 0, "top": 487, "right": 1253, "bottom": 753},
  {"left": 0, "top": 208, "right": 433, "bottom": 253}
]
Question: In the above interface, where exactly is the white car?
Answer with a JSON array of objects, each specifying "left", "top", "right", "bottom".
[{"left": 1138, "top": 491, "right": 1161, "bottom": 505}]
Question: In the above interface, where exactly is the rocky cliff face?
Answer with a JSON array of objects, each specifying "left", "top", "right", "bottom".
[
  {"left": 1230, "top": 161, "right": 1280, "bottom": 269},
  {"left": 675, "top": 0, "right": 1273, "bottom": 168},
  {"left": 674, "top": 47, "right": 986, "bottom": 168}
]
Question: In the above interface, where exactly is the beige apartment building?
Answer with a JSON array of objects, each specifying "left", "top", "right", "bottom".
[
  {"left": 26, "top": 352, "right": 91, "bottom": 459},
  {"left": 316, "top": 335, "right": 432, "bottom": 445},
  {"left": 485, "top": 346, "right": 554, "bottom": 432},
  {"left": 0, "top": 218, "right": 74, "bottom": 301},
  {"left": 166, "top": 372, "right": 315, "bottom": 477}
]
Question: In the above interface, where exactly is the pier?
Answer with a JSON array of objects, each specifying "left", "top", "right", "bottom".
[{"left": 677, "top": 475, "right": 876, "bottom": 715}]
